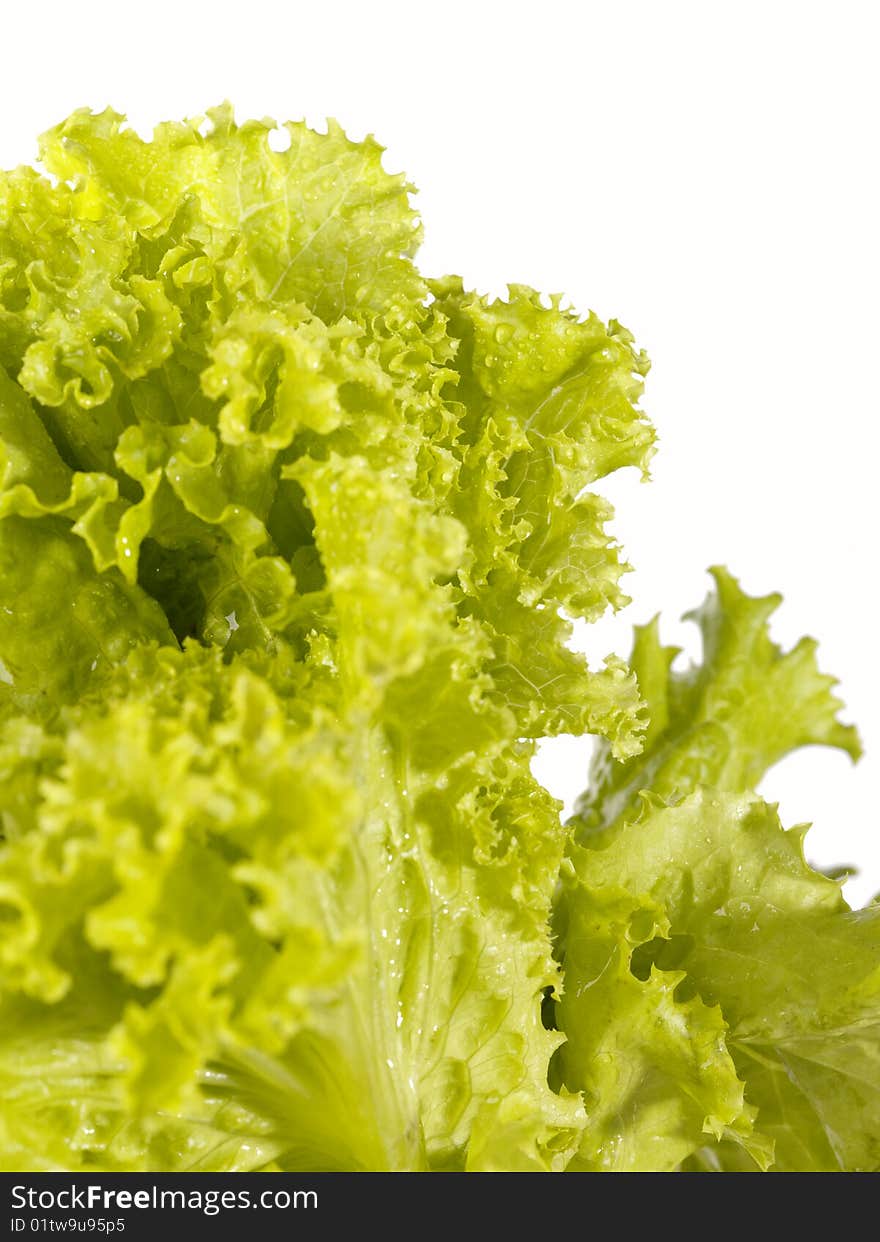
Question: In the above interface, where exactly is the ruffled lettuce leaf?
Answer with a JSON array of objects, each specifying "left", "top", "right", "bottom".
[
  {"left": 573, "top": 567, "right": 860, "bottom": 841},
  {"left": 0, "top": 642, "right": 583, "bottom": 1171},
  {"left": 1, "top": 105, "right": 873, "bottom": 1175},
  {"left": 0, "top": 105, "right": 654, "bottom": 1171},
  {"left": 555, "top": 573, "right": 875, "bottom": 1172},
  {"left": 553, "top": 878, "right": 767, "bottom": 1171},
  {"left": 567, "top": 791, "right": 880, "bottom": 1172}
]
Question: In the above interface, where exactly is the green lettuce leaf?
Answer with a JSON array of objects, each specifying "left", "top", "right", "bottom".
[
  {"left": 0, "top": 642, "right": 584, "bottom": 1170},
  {"left": 574, "top": 567, "right": 860, "bottom": 841},
  {"left": 556, "top": 573, "right": 873, "bottom": 1172},
  {"left": 553, "top": 877, "right": 767, "bottom": 1171},
  {"left": 1, "top": 104, "right": 873, "bottom": 1174},
  {"left": 1, "top": 105, "right": 651, "bottom": 1172},
  {"left": 568, "top": 791, "right": 880, "bottom": 1171}
]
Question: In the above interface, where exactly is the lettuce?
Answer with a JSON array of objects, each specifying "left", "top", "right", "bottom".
[{"left": 0, "top": 106, "right": 876, "bottom": 1173}]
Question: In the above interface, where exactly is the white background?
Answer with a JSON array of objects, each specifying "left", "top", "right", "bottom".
[{"left": 3, "top": 1, "right": 878, "bottom": 902}]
